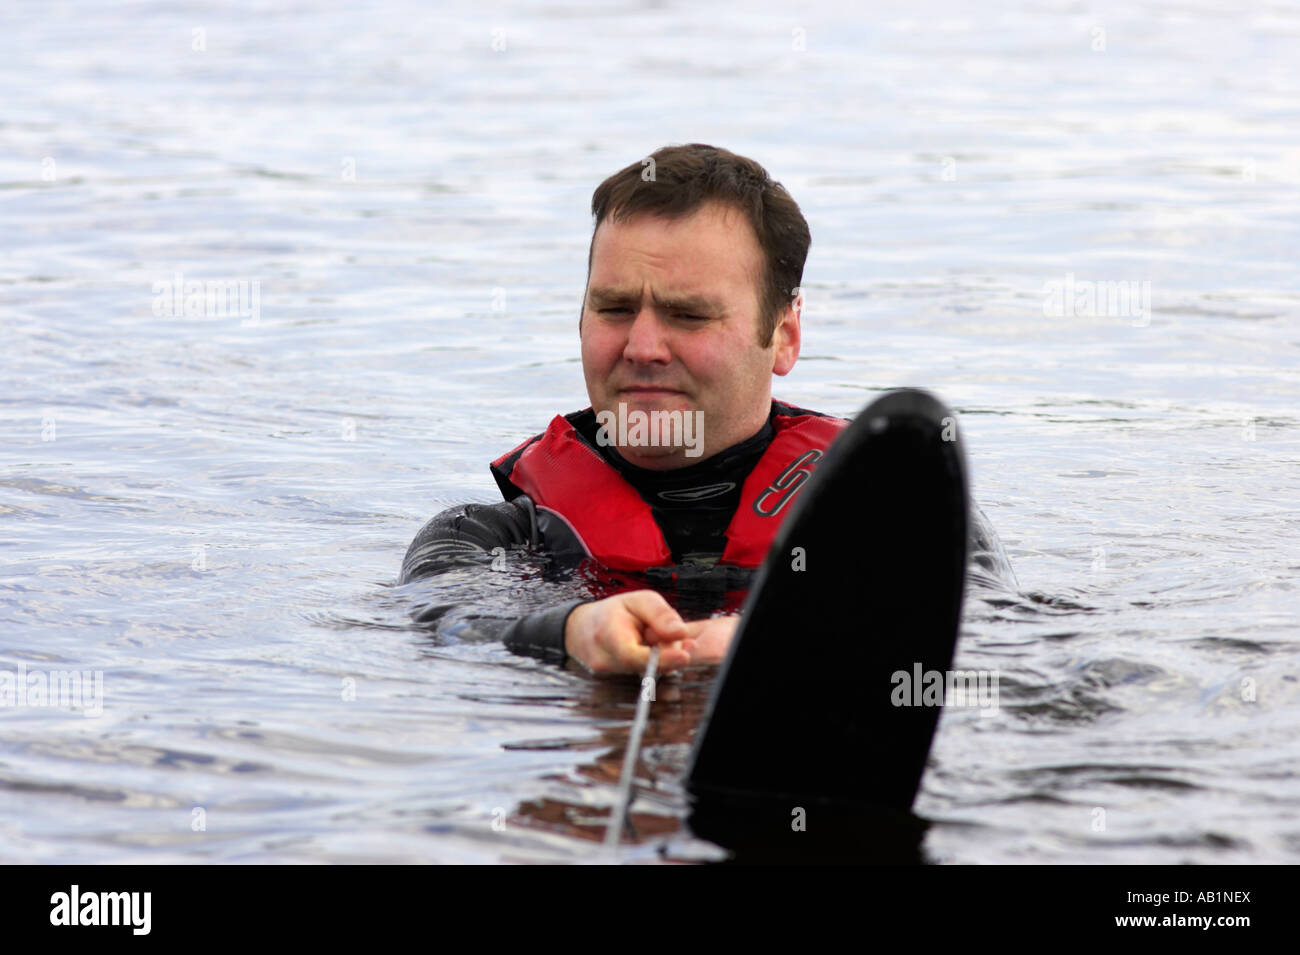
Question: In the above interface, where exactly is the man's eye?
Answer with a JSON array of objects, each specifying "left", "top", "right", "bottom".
[
  {"left": 598, "top": 307, "right": 632, "bottom": 314},
  {"left": 677, "top": 313, "right": 708, "bottom": 321}
]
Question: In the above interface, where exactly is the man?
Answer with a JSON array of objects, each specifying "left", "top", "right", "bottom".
[{"left": 400, "top": 144, "right": 998, "bottom": 675}]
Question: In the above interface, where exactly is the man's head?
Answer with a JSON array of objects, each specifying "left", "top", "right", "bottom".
[{"left": 580, "top": 144, "right": 811, "bottom": 469}]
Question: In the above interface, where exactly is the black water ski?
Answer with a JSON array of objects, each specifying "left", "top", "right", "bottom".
[{"left": 685, "top": 389, "right": 969, "bottom": 860}]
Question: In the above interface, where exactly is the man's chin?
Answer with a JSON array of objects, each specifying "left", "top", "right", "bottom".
[
  {"left": 618, "top": 445, "right": 694, "bottom": 470},
  {"left": 615, "top": 392, "right": 693, "bottom": 413},
  {"left": 590, "top": 399, "right": 710, "bottom": 467}
]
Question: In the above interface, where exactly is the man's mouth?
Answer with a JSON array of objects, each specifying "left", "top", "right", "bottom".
[{"left": 620, "top": 386, "right": 686, "bottom": 397}]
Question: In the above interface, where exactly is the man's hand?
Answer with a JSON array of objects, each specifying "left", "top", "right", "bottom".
[
  {"left": 563, "top": 590, "right": 694, "bottom": 675},
  {"left": 680, "top": 615, "right": 739, "bottom": 665}
]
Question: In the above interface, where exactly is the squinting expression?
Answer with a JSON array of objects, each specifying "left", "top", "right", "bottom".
[{"left": 580, "top": 201, "right": 800, "bottom": 470}]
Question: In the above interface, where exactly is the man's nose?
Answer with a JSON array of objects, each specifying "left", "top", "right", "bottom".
[{"left": 621, "top": 307, "right": 672, "bottom": 364}]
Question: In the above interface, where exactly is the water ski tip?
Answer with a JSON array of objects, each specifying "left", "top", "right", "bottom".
[{"left": 685, "top": 388, "right": 969, "bottom": 858}]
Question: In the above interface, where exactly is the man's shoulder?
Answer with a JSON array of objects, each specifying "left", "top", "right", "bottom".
[
  {"left": 771, "top": 399, "right": 847, "bottom": 422},
  {"left": 490, "top": 409, "right": 596, "bottom": 500},
  {"left": 492, "top": 408, "right": 594, "bottom": 458},
  {"left": 399, "top": 497, "right": 537, "bottom": 584}
]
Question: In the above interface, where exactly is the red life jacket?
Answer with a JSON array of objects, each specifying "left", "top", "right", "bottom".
[{"left": 489, "top": 402, "right": 848, "bottom": 572}]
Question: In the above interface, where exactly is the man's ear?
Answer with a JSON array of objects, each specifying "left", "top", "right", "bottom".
[{"left": 771, "top": 298, "right": 801, "bottom": 377}]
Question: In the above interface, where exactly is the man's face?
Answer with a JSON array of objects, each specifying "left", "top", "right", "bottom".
[{"left": 580, "top": 201, "right": 800, "bottom": 470}]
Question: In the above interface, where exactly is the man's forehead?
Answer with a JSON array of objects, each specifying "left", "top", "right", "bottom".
[
  {"left": 586, "top": 283, "right": 729, "bottom": 312},
  {"left": 589, "top": 206, "right": 760, "bottom": 285}
]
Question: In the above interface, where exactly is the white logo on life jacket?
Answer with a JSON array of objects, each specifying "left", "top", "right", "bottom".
[
  {"left": 753, "top": 450, "right": 822, "bottom": 517},
  {"left": 658, "top": 482, "right": 735, "bottom": 502}
]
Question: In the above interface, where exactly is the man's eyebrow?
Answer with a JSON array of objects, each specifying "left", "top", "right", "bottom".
[
  {"left": 586, "top": 287, "right": 726, "bottom": 314},
  {"left": 586, "top": 287, "right": 639, "bottom": 306}
]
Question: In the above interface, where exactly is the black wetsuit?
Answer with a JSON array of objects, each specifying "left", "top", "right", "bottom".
[
  {"left": 399, "top": 400, "right": 1013, "bottom": 663},
  {"left": 399, "top": 402, "right": 795, "bottom": 659}
]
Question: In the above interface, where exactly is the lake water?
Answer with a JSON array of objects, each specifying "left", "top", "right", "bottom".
[{"left": 3, "top": 0, "right": 1298, "bottom": 863}]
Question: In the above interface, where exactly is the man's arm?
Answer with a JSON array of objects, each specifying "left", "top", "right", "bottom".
[
  {"left": 399, "top": 499, "right": 535, "bottom": 584},
  {"left": 399, "top": 497, "right": 582, "bottom": 660},
  {"left": 400, "top": 499, "right": 707, "bottom": 672}
]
